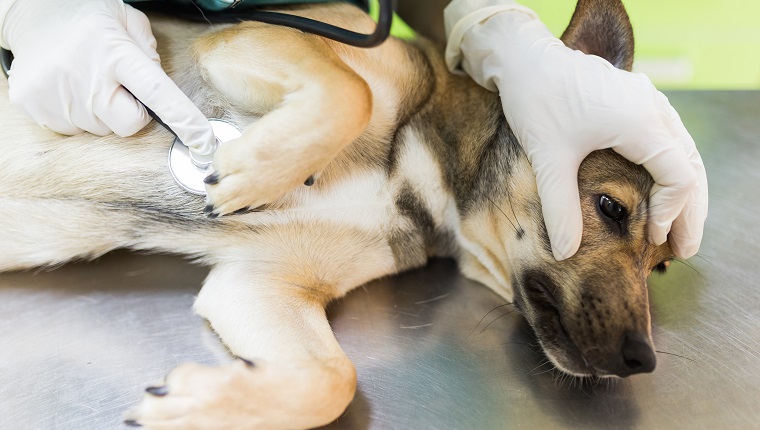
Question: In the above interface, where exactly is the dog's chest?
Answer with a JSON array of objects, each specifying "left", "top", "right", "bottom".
[
  {"left": 245, "top": 127, "right": 456, "bottom": 250},
  {"left": 276, "top": 168, "right": 395, "bottom": 232}
]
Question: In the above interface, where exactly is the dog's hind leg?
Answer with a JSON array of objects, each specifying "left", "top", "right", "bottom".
[
  {"left": 193, "top": 23, "right": 372, "bottom": 216},
  {"left": 127, "top": 261, "right": 360, "bottom": 430}
]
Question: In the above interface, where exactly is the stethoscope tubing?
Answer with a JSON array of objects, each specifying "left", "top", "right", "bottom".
[{"left": 0, "top": 0, "right": 394, "bottom": 106}]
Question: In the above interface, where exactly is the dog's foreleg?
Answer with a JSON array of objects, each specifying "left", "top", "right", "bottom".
[
  {"left": 128, "top": 261, "right": 357, "bottom": 430},
  {"left": 194, "top": 24, "right": 373, "bottom": 215}
]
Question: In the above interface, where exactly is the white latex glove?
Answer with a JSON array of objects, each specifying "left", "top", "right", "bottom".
[
  {"left": 445, "top": 0, "right": 707, "bottom": 260},
  {"left": 0, "top": 0, "right": 215, "bottom": 153}
]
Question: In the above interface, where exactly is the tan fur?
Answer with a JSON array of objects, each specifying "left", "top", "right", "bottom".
[
  {"left": 0, "top": 1, "right": 674, "bottom": 428},
  {"left": 195, "top": 23, "right": 373, "bottom": 213}
]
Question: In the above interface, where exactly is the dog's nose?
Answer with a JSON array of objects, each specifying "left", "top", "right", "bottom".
[{"left": 612, "top": 332, "right": 656, "bottom": 377}]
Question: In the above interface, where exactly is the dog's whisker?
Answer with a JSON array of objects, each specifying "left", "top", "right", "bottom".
[
  {"left": 466, "top": 302, "right": 513, "bottom": 339},
  {"left": 505, "top": 189, "right": 524, "bottom": 231},
  {"left": 655, "top": 350, "right": 697, "bottom": 363},
  {"left": 691, "top": 253, "right": 722, "bottom": 271},
  {"left": 531, "top": 366, "right": 556, "bottom": 376},
  {"left": 554, "top": 371, "right": 570, "bottom": 389},
  {"left": 528, "top": 358, "right": 552, "bottom": 375},
  {"left": 672, "top": 258, "right": 706, "bottom": 279},
  {"left": 479, "top": 310, "right": 517, "bottom": 333},
  {"left": 486, "top": 196, "right": 519, "bottom": 234}
]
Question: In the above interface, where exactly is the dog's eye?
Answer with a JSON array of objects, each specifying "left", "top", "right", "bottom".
[
  {"left": 596, "top": 194, "right": 628, "bottom": 236},
  {"left": 598, "top": 195, "right": 626, "bottom": 221},
  {"left": 652, "top": 260, "right": 671, "bottom": 274}
]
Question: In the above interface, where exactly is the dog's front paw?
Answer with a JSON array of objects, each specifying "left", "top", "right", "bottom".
[
  {"left": 203, "top": 168, "right": 310, "bottom": 217},
  {"left": 203, "top": 144, "right": 319, "bottom": 217},
  {"left": 125, "top": 359, "right": 354, "bottom": 430}
]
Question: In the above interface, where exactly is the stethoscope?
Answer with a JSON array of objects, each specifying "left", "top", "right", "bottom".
[{"left": 0, "top": 0, "right": 392, "bottom": 195}]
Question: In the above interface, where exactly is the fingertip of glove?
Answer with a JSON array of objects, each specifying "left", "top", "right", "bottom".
[
  {"left": 669, "top": 233, "right": 702, "bottom": 260},
  {"left": 542, "top": 199, "right": 583, "bottom": 262},
  {"left": 551, "top": 243, "right": 578, "bottom": 262},
  {"left": 552, "top": 248, "right": 569, "bottom": 262},
  {"left": 549, "top": 231, "right": 582, "bottom": 262},
  {"left": 647, "top": 224, "right": 670, "bottom": 248}
]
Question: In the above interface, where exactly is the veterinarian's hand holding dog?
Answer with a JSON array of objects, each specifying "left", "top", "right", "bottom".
[
  {"left": 0, "top": 0, "right": 214, "bottom": 151},
  {"left": 445, "top": 0, "right": 708, "bottom": 261}
]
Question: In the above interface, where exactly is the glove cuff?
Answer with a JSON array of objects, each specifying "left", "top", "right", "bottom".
[
  {"left": 0, "top": 0, "right": 19, "bottom": 49},
  {"left": 444, "top": 1, "right": 538, "bottom": 76}
]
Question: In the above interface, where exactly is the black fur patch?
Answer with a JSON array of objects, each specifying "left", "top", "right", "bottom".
[
  {"left": 396, "top": 184, "right": 435, "bottom": 237},
  {"left": 389, "top": 182, "right": 456, "bottom": 271},
  {"left": 389, "top": 183, "right": 435, "bottom": 271}
]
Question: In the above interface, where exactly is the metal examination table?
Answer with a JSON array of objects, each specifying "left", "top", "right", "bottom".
[{"left": 1, "top": 92, "right": 759, "bottom": 429}]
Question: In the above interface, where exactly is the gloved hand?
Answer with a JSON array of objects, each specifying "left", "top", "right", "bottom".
[
  {"left": 0, "top": 0, "right": 215, "bottom": 153},
  {"left": 444, "top": 0, "right": 707, "bottom": 260}
]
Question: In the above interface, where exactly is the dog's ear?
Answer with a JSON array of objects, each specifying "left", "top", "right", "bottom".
[{"left": 560, "top": 0, "right": 634, "bottom": 71}]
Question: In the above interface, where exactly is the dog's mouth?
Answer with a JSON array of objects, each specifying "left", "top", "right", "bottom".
[{"left": 515, "top": 271, "right": 595, "bottom": 377}]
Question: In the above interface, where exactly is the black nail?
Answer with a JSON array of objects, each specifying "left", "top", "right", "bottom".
[
  {"left": 204, "top": 173, "right": 220, "bottom": 185},
  {"left": 304, "top": 175, "right": 315, "bottom": 186},
  {"left": 146, "top": 386, "right": 168, "bottom": 397},
  {"left": 124, "top": 419, "right": 142, "bottom": 427},
  {"left": 208, "top": 211, "right": 219, "bottom": 219},
  {"left": 203, "top": 204, "right": 214, "bottom": 214},
  {"left": 238, "top": 357, "right": 255, "bottom": 367}
]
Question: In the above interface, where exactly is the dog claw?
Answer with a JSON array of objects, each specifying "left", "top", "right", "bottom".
[
  {"left": 124, "top": 419, "right": 142, "bottom": 427},
  {"left": 146, "top": 386, "right": 168, "bottom": 397},
  {"left": 204, "top": 204, "right": 222, "bottom": 219},
  {"left": 204, "top": 172, "right": 220, "bottom": 185},
  {"left": 237, "top": 357, "right": 255, "bottom": 367},
  {"left": 304, "top": 175, "right": 315, "bottom": 186}
]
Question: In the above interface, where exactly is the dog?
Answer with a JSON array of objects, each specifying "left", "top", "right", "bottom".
[{"left": 0, "top": 0, "right": 674, "bottom": 428}]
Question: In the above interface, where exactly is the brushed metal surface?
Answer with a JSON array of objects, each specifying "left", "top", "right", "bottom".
[{"left": 1, "top": 91, "right": 759, "bottom": 429}]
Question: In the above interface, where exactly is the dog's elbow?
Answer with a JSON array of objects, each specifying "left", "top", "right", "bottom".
[{"left": 322, "top": 68, "right": 373, "bottom": 142}]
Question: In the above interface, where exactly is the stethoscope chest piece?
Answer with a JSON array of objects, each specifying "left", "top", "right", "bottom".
[{"left": 168, "top": 119, "right": 241, "bottom": 195}]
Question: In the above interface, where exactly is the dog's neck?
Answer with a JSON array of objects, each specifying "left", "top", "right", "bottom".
[{"left": 403, "top": 41, "right": 535, "bottom": 299}]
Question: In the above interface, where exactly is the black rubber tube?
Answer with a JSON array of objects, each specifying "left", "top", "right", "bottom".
[
  {"left": 134, "top": 0, "right": 393, "bottom": 48},
  {"left": 1, "top": 0, "right": 394, "bottom": 79},
  {"left": 1, "top": 48, "right": 11, "bottom": 78}
]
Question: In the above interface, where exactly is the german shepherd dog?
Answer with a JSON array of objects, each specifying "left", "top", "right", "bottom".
[{"left": 0, "top": 0, "right": 674, "bottom": 428}]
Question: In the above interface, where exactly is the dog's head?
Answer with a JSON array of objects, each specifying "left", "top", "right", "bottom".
[
  {"left": 459, "top": 0, "right": 674, "bottom": 378},
  {"left": 508, "top": 150, "right": 674, "bottom": 378}
]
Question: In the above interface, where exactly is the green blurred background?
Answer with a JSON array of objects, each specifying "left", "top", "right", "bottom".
[
  {"left": 522, "top": 0, "right": 760, "bottom": 89},
  {"left": 394, "top": 0, "right": 760, "bottom": 90}
]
